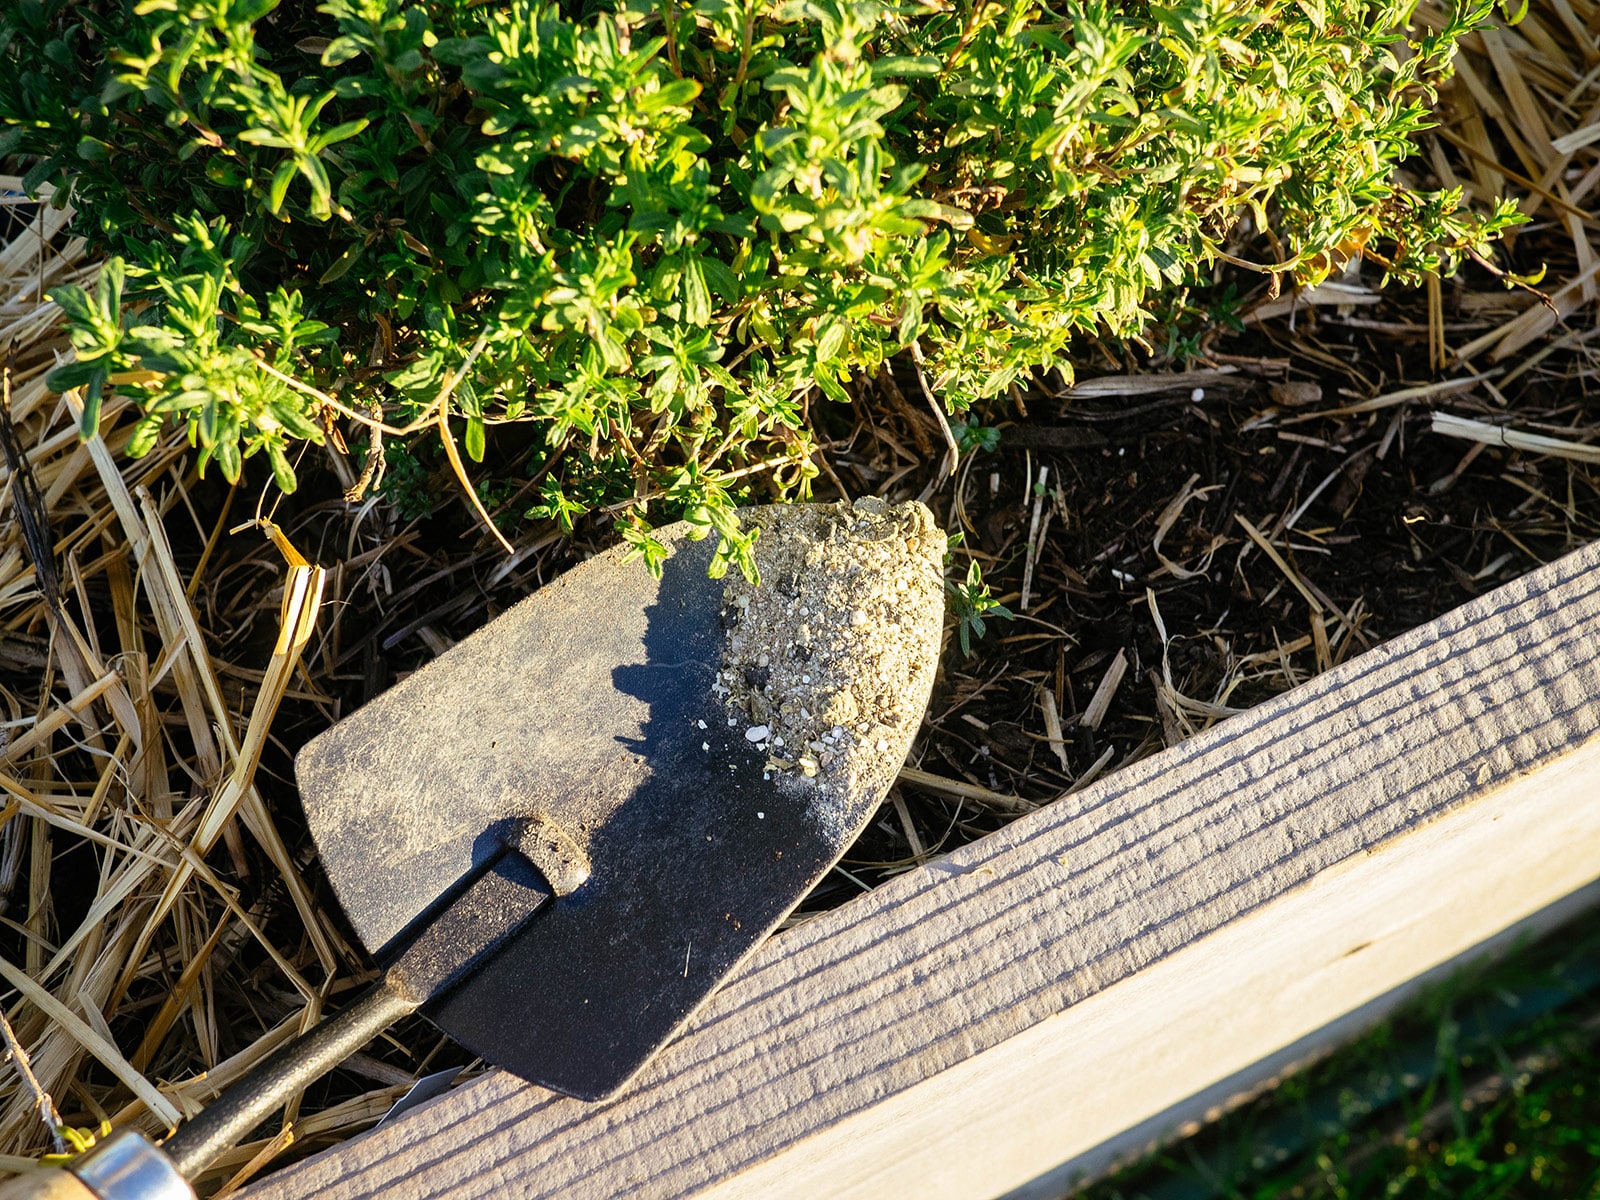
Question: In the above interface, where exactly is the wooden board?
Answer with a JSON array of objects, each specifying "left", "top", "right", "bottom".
[{"left": 240, "top": 540, "right": 1600, "bottom": 1200}]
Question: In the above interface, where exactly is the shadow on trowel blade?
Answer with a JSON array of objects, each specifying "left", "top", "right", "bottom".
[{"left": 297, "top": 522, "right": 892, "bottom": 1099}]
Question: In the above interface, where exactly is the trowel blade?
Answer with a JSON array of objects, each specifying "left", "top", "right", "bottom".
[{"left": 295, "top": 504, "right": 943, "bottom": 1098}]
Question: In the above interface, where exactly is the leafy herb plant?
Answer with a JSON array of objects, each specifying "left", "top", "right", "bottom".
[{"left": 1, "top": 0, "right": 1522, "bottom": 573}]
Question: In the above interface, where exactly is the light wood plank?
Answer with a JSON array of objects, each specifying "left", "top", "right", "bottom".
[
  {"left": 241, "top": 541, "right": 1600, "bottom": 1200},
  {"left": 1004, "top": 878, "right": 1600, "bottom": 1200}
]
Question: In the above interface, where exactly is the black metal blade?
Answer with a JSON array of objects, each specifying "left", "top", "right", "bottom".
[{"left": 295, "top": 519, "right": 900, "bottom": 1099}]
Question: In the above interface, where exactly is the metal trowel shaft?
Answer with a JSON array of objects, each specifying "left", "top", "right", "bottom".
[
  {"left": 3, "top": 845, "right": 564, "bottom": 1200},
  {"left": 160, "top": 984, "right": 417, "bottom": 1180},
  {"left": 164, "top": 848, "right": 555, "bottom": 1180}
]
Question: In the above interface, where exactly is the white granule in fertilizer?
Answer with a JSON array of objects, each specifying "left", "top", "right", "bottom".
[{"left": 718, "top": 498, "right": 946, "bottom": 838}]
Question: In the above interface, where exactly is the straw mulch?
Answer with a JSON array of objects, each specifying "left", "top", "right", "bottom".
[
  {"left": 0, "top": 1, "right": 1597, "bottom": 1192},
  {"left": 0, "top": 186, "right": 436, "bottom": 1194}
]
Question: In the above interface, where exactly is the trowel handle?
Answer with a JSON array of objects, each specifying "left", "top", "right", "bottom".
[
  {"left": 160, "top": 983, "right": 416, "bottom": 1180},
  {"left": 0, "top": 985, "right": 418, "bottom": 1200},
  {"left": 0, "top": 993, "right": 463, "bottom": 1200},
  {"left": 7, "top": 852, "right": 555, "bottom": 1197}
]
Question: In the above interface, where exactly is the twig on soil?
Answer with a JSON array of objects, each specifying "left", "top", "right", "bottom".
[
  {"left": 1276, "top": 374, "right": 1495, "bottom": 425},
  {"left": 1040, "top": 690, "right": 1070, "bottom": 772},
  {"left": 1080, "top": 650, "right": 1128, "bottom": 732},
  {"left": 1152, "top": 473, "right": 1222, "bottom": 580},
  {"left": 907, "top": 342, "right": 959, "bottom": 499},
  {"left": 1061, "top": 746, "right": 1116, "bottom": 797},
  {"left": 898, "top": 767, "right": 1035, "bottom": 814},
  {"left": 1430, "top": 413, "right": 1600, "bottom": 464},
  {"left": 1059, "top": 368, "right": 1242, "bottom": 399},
  {"left": 1020, "top": 466, "right": 1047, "bottom": 612},
  {"left": 888, "top": 791, "right": 926, "bottom": 861},
  {"left": 1234, "top": 514, "right": 1324, "bottom": 615}
]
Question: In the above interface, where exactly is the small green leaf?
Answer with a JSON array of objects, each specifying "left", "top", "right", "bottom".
[
  {"left": 321, "top": 36, "right": 365, "bottom": 66},
  {"left": 239, "top": 129, "right": 293, "bottom": 148},
  {"left": 48, "top": 285, "right": 97, "bottom": 329},
  {"left": 682, "top": 256, "right": 711, "bottom": 326},
  {"left": 77, "top": 371, "right": 105, "bottom": 438},
  {"left": 313, "top": 118, "right": 369, "bottom": 150},
  {"left": 46, "top": 360, "right": 100, "bottom": 390},
  {"left": 268, "top": 161, "right": 296, "bottom": 215},
  {"left": 814, "top": 371, "right": 850, "bottom": 404},
  {"left": 127, "top": 415, "right": 164, "bottom": 459},
  {"left": 268, "top": 442, "right": 298, "bottom": 492},
  {"left": 870, "top": 55, "right": 941, "bottom": 79},
  {"left": 319, "top": 244, "right": 364, "bottom": 283},
  {"left": 214, "top": 437, "right": 243, "bottom": 482}
]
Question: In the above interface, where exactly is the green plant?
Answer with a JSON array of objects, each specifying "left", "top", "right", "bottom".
[
  {"left": 377, "top": 440, "right": 438, "bottom": 522},
  {"left": 954, "top": 413, "right": 1002, "bottom": 455},
  {"left": 1, "top": 0, "right": 1523, "bottom": 571},
  {"left": 947, "top": 558, "right": 1011, "bottom": 655}
]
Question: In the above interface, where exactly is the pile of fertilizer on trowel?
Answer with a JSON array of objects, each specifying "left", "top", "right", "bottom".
[{"left": 718, "top": 498, "right": 946, "bottom": 838}]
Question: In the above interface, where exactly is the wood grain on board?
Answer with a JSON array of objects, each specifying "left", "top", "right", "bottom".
[{"left": 241, "top": 540, "right": 1600, "bottom": 1200}]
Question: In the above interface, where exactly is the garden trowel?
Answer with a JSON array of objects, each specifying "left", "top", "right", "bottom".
[{"left": 3, "top": 500, "right": 945, "bottom": 1200}]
